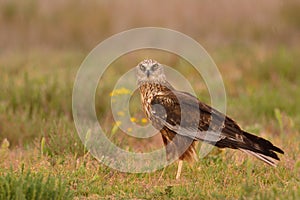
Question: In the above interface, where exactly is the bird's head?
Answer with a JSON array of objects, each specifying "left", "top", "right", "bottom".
[{"left": 136, "top": 59, "right": 166, "bottom": 84}]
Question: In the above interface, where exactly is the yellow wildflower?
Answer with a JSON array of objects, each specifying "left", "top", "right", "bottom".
[
  {"left": 117, "top": 111, "right": 125, "bottom": 116},
  {"left": 141, "top": 118, "right": 148, "bottom": 123},
  {"left": 115, "top": 121, "right": 121, "bottom": 127},
  {"left": 110, "top": 87, "right": 131, "bottom": 96},
  {"left": 130, "top": 117, "right": 137, "bottom": 123}
]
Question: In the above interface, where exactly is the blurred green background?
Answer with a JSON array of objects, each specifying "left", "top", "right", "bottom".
[
  {"left": 0, "top": 0, "right": 299, "bottom": 146},
  {"left": 1, "top": 0, "right": 300, "bottom": 51},
  {"left": 0, "top": 1, "right": 299, "bottom": 199}
]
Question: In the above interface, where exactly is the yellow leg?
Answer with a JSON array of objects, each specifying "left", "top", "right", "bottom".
[{"left": 176, "top": 160, "right": 183, "bottom": 180}]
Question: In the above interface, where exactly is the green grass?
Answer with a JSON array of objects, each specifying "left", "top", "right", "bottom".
[
  {"left": 0, "top": 47, "right": 299, "bottom": 199},
  {"left": 0, "top": 169, "right": 73, "bottom": 200}
]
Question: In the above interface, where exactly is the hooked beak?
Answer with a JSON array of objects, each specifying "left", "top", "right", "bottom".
[{"left": 146, "top": 70, "right": 150, "bottom": 78}]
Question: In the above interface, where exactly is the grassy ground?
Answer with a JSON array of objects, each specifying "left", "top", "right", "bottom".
[
  {"left": 0, "top": 47, "right": 299, "bottom": 199},
  {"left": 1, "top": 0, "right": 300, "bottom": 199}
]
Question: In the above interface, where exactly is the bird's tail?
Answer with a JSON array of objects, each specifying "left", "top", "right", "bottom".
[{"left": 216, "top": 131, "right": 284, "bottom": 166}]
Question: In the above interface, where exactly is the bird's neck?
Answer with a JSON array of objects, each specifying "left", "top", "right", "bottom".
[
  {"left": 138, "top": 81, "right": 174, "bottom": 118},
  {"left": 138, "top": 81, "right": 174, "bottom": 95}
]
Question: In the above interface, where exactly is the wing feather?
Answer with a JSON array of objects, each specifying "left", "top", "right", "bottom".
[
  {"left": 150, "top": 90, "right": 284, "bottom": 164},
  {"left": 150, "top": 90, "right": 228, "bottom": 142}
]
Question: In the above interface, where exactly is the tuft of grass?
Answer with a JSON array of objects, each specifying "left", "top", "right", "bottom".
[{"left": 0, "top": 169, "right": 73, "bottom": 200}]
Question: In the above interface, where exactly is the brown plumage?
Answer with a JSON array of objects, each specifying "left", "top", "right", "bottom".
[{"left": 136, "top": 59, "right": 284, "bottom": 179}]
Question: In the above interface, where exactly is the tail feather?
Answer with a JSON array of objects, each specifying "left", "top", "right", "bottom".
[
  {"left": 239, "top": 149, "right": 278, "bottom": 167},
  {"left": 215, "top": 130, "right": 284, "bottom": 166},
  {"left": 242, "top": 131, "right": 284, "bottom": 154}
]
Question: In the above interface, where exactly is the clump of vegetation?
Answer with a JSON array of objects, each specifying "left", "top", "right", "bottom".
[{"left": 0, "top": 169, "right": 73, "bottom": 200}]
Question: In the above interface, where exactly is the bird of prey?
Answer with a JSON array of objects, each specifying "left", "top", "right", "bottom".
[{"left": 136, "top": 59, "right": 284, "bottom": 179}]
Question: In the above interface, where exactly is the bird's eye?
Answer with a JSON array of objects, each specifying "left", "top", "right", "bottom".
[
  {"left": 151, "top": 64, "right": 159, "bottom": 70},
  {"left": 139, "top": 64, "right": 146, "bottom": 71}
]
